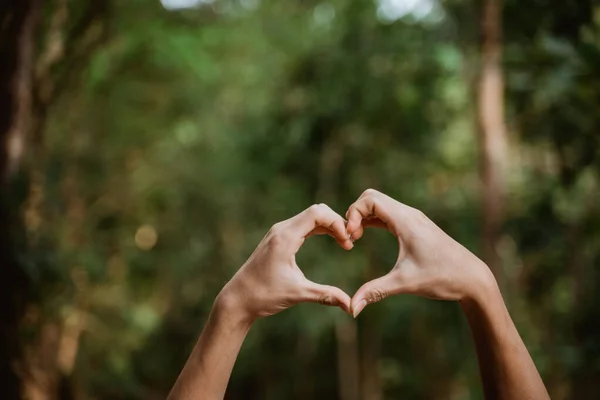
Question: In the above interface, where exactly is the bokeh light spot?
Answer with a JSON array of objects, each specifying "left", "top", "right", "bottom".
[{"left": 135, "top": 224, "right": 158, "bottom": 250}]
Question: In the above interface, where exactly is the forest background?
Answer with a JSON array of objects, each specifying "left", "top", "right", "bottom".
[{"left": 1, "top": 0, "right": 599, "bottom": 399}]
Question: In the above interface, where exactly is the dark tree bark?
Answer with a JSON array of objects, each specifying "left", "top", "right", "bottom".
[
  {"left": 360, "top": 262, "right": 382, "bottom": 400},
  {"left": 335, "top": 320, "right": 361, "bottom": 400},
  {"left": 1, "top": 1, "right": 110, "bottom": 397},
  {"left": 477, "top": 0, "right": 507, "bottom": 283},
  {"left": 315, "top": 131, "right": 362, "bottom": 400},
  {"left": 0, "top": 0, "right": 40, "bottom": 398}
]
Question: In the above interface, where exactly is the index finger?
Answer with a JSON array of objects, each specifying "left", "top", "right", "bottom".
[
  {"left": 345, "top": 189, "right": 408, "bottom": 240},
  {"left": 287, "top": 204, "right": 353, "bottom": 250},
  {"left": 346, "top": 190, "right": 390, "bottom": 234}
]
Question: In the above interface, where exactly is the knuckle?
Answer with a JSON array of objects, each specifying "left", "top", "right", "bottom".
[
  {"left": 412, "top": 208, "right": 428, "bottom": 222},
  {"left": 362, "top": 188, "right": 376, "bottom": 197},
  {"left": 269, "top": 221, "right": 285, "bottom": 235},
  {"left": 317, "top": 293, "right": 333, "bottom": 305},
  {"left": 366, "top": 288, "right": 388, "bottom": 304},
  {"left": 268, "top": 222, "right": 290, "bottom": 244},
  {"left": 362, "top": 189, "right": 382, "bottom": 206},
  {"left": 269, "top": 231, "right": 292, "bottom": 247},
  {"left": 308, "top": 204, "right": 324, "bottom": 217},
  {"left": 371, "top": 196, "right": 380, "bottom": 209},
  {"left": 267, "top": 232, "right": 282, "bottom": 247},
  {"left": 318, "top": 203, "right": 332, "bottom": 213}
]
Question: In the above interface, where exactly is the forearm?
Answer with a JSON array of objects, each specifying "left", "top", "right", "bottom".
[
  {"left": 167, "top": 299, "right": 254, "bottom": 400},
  {"left": 461, "top": 273, "right": 549, "bottom": 400}
]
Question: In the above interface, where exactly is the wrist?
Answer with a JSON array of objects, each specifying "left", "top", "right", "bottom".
[
  {"left": 460, "top": 260, "right": 500, "bottom": 307},
  {"left": 213, "top": 284, "right": 256, "bottom": 328},
  {"left": 458, "top": 264, "right": 513, "bottom": 348}
]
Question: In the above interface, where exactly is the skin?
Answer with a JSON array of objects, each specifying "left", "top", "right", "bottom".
[
  {"left": 167, "top": 204, "right": 354, "bottom": 400},
  {"left": 168, "top": 190, "right": 550, "bottom": 400},
  {"left": 346, "top": 189, "right": 550, "bottom": 400}
]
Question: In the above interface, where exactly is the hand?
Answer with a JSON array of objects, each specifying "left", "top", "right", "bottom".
[
  {"left": 345, "top": 189, "right": 497, "bottom": 317},
  {"left": 216, "top": 204, "right": 354, "bottom": 320}
]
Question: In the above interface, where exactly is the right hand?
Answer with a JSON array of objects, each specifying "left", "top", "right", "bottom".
[{"left": 345, "top": 189, "right": 497, "bottom": 317}]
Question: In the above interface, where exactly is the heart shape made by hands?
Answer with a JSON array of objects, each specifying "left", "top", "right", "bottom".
[{"left": 318, "top": 189, "right": 486, "bottom": 318}]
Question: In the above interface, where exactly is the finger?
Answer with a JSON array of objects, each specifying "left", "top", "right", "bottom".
[
  {"left": 346, "top": 189, "right": 396, "bottom": 239},
  {"left": 363, "top": 217, "right": 389, "bottom": 230},
  {"left": 302, "top": 280, "right": 352, "bottom": 314},
  {"left": 344, "top": 217, "right": 388, "bottom": 242},
  {"left": 289, "top": 204, "right": 353, "bottom": 250},
  {"left": 306, "top": 226, "right": 353, "bottom": 250},
  {"left": 350, "top": 271, "right": 403, "bottom": 318},
  {"left": 345, "top": 207, "right": 366, "bottom": 237},
  {"left": 346, "top": 191, "right": 386, "bottom": 236},
  {"left": 349, "top": 221, "right": 365, "bottom": 242}
]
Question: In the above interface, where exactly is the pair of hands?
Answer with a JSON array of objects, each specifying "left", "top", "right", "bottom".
[
  {"left": 169, "top": 189, "right": 549, "bottom": 400},
  {"left": 216, "top": 189, "right": 496, "bottom": 321}
]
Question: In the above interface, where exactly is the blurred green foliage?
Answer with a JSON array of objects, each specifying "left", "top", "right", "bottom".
[{"left": 22, "top": 0, "right": 600, "bottom": 398}]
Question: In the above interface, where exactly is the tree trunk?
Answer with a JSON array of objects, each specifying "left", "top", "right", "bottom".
[
  {"left": 477, "top": 0, "right": 507, "bottom": 284},
  {"left": 360, "top": 302, "right": 382, "bottom": 400},
  {"left": 0, "top": 0, "right": 40, "bottom": 398},
  {"left": 335, "top": 320, "right": 361, "bottom": 400},
  {"left": 314, "top": 131, "right": 362, "bottom": 400},
  {"left": 359, "top": 246, "right": 383, "bottom": 400},
  {"left": 293, "top": 332, "right": 315, "bottom": 399}
]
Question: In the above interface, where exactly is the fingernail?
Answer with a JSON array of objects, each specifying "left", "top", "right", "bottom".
[{"left": 353, "top": 300, "right": 367, "bottom": 318}]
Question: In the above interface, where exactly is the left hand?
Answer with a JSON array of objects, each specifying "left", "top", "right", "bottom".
[
  {"left": 215, "top": 204, "right": 354, "bottom": 320},
  {"left": 344, "top": 189, "right": 495, "bottom": 317}
]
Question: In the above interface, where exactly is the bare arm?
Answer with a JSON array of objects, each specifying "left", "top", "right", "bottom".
[
  {"left": 461, "top": 279, "right": 548, "bottom": 399},
  {"left": 345, "top": 189, "right": 549, "bottom": 400},
  {"left": 166, "top": 300, "right": 252, "bottom": 400},
  {"left": 167, "top": 204, "right": 353, "bottom": 400}
]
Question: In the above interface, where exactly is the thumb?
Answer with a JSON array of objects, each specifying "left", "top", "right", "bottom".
[
  {"left": 303, "top": 280, "right": 352, "bottom": 315},
  {"left": 351, "top": 272, "right": 400, "bottom": 318}
]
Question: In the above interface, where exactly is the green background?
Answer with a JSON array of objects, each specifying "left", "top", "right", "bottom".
[{"left": 8, "top": 0, "right": 600, "bottom": 399}]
